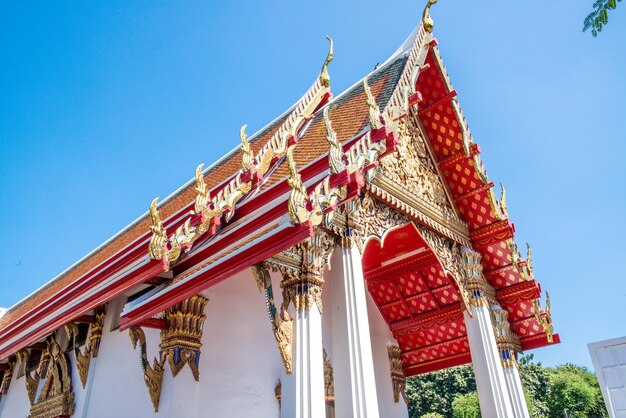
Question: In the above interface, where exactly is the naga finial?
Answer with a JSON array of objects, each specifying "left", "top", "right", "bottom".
[
  {"left": 323, "top": 107, "right": 346, "bottom": 174},
  {"left": 149, "top": 198, "right": 168, "bottom": 261},
  {"left": 319, "top": 36, "right": 334, "bottom": 88},
  {"left": 422, "top": 0, "right": 438, "bottom": 33},
  {"left": 240, "top": 124, "right": 254, "bottom": 171},
  {"left": 194, "top": 164, "right": 211, "bottom": 214},
  {"left": 545, "top": 292, "right": 551, "bottom": 313},
  {"left": 500, "top": 183, "right": 509, "bottom": 217},
  {"left": 364, "top": 76, "right": 383, "bottom": 130},
  {"left": 526, "top": 243, "right": 533, "bottom": 274},
  {"left": 286, "top": 146, "right": 309, "bottom": 224}
]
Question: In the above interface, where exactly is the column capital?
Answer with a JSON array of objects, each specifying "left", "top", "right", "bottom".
[
  {"left": 461, "top": 249, "right": 497, "bottom": 308},
  {"left": 490, "top": 305, "right": 522, "bottom": 369}
]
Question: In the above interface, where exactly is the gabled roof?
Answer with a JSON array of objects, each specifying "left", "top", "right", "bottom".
[{"left": 0, "top": 8, "right": 557, "bottom": 367}]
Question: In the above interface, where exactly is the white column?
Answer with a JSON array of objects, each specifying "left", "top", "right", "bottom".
[
  {"left": 464, "top": 306, "right": 514, "bottom": 418},
  {"left": 502, "top": 362, "right": 530, "bottom": 418},
  {"left": 331, "top": 243, "right": 380, "bottom": 418},
  {"left": 281, "top": 304, "right": 326, "bottom": 418}
]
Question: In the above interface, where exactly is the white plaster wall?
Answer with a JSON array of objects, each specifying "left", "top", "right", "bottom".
[
  {"left": 0, "top": 360, "right": 30, "bottom": 418},
  {"left": 165, "top": 268, "right": 283, "bottom": 418},
  {"left": 84, "top": 296, "right": 168, "bottom": 418},
  {"left": 367, "top": 292, "right": 409, "bottom": 418}
]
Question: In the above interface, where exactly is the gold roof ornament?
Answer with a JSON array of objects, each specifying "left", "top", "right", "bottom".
[
  {"left": 364, "top": 76, "right": 383, "bottom": 130},
  {"left": 422, "top": 0, "right": 438, "bottom": 33},
  {"left": 240, "top": 124, "right": 254, "bottom": 171},
  {"left": 526, "top": 243, "right": 534, "bottom": 278},
  {"left": 499, "top": 183, "right": 509, "bottom": 217},
  {"left": 319, "top": 36, "right": 334, "bottom": 88},
  {"left": 286, "top": 146, "right": 309, "bottom": 224},
  {"left": 148, "top": 198, "right": 168, "bottom": 262},
  {"left": 194, "top": 164, "right": 211, "bottom": 214},
  {"left": 323, "top": 107, "right": 346, "bottom": 174}
]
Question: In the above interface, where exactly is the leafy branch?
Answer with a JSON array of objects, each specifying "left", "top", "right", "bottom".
[{"left": 583, "top": 0, "right": 622, "bottom": 36}]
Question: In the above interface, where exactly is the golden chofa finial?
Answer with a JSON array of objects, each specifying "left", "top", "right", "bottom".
[
  {"left": 422, "top": 0, "right": 438, "bottom": 33},
  {"left": 240, "top": 124, "right": 254, "bottom": 171},
  {"left": 148, "top": 198, "right": 168, "bottom": 261},
  {"left": 319, "top": 36, "right": 334, "bottom": 88}
]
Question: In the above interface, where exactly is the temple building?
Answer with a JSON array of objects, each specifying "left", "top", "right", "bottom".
[{"left": 0, "top": 2, "right": 559, "bottom": 418}]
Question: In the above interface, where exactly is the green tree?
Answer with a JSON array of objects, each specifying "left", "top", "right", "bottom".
[
  {"left": 451, "top": 392, "right": 481, "bottom": 418},
  {"left": 583, "top": 0, "right": 622, "bottom": 36},
  {"left": 420, "top": 413, "right": 446, "bottom": 418},
  {"left": 406, "top": 365, "right": 476, "bottom": 418},
  {"left": 546, "top": 364, "right": 607, "bottom": 418}
]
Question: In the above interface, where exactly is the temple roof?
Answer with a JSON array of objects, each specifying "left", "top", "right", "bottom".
[
  {"left": 0, "top": 47, "right": 408, "bottom": 331},
  {"left": 0, "top": 11, "right": 557, "bottom": 369}
]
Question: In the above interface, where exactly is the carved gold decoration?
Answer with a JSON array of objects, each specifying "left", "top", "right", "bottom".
[
  {"left": 240, "top": 124, "right": 254, "bottom": 171},
  {"left": 148, "top": 38, "right": 334, "bottom": 267},
  {"left": 64, "top": 305, "right": 107, "bottom": 388},
  {"left": 287, "top": 146, "right": 310, "bottom": 225},
  {"left": 422, "top": 0, "right": 438, "bottom": 33},
  {"left": 194, "top": 164, "right": 212, "bottom": 215},
  {"left": 28, "top": 337, "right": 75, "bottom": 418},
  {"left": 320, "top": 36, "right": 334, "bottom": 88},
  {"left": 252, "top": 264, "right": 294, "bottom": 374},
  {"left": 129, "top": 326, "right": 165, "bottom": 412},
  {"left": 533, "top": 292, "right": 554, "bottom": 343},
  {"left": 323, "top": 349, "right": 334, "bottom": 402},
  {"left": 378, "top": 115, "right": 458, "bottom": 222},
  {"left": 280, "top": 232, "right": 336, "bottom": 314},
  {"left": 160, "top": 295, "right": 208, "bottom": 381},
  {"left": 491, "top": 306, "right": 522, "bottom": 369},
  {"left": 459, "top": 249, "right": 496, "bottom": 309},
  {"left": 388, "top": 345, "right": 407, "bottom": 403},
  {"left": 323, "top": 106, "right": 346, "bottom": 174},
  {"left": 352, "top": 194, "right": 409, "bottom": 251},
  {"left": 364, "top": 76, "right": 383, "bottom": 130},
  {"left": 0, "top": 360, "right": 14, "bottom": 395}
]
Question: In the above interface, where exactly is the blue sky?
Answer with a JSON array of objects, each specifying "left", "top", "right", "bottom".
[{"left": 0, "top": 1, "right": 624, "bottom": 370}]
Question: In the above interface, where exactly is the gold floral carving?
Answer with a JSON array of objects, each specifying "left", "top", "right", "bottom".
[
  {"left": 378, "top": 113, "right": 458, "bottom": 222},
  {"left": 160, "top": 295, "right": 208, "bottom": 381},
  {"left": 352, "top": 194, "right": 410, "bottom": 252},
  {"left": 64, "top": 305, "right": 107, "bottom": 388},
  {"left": 279, "top": 232, "right": 336, "bottom": 314},
  {"left": 323, "top": 349, "right": 334, "bottom": 402},
  {"left": 129, "top": 326, "right": 165, "bottom": 413},
  {"left": 388, "top": 345, "right": 407, "bottom": 403},
  {"left": 491, "top": 306, "right": 522, "bottom": 369},
  {"left": 0, "top": 359, "right": 14, "bottom": 395},
  {"left": 252, "top": 264, "right": 294, "bottom": 374},
  {"left": 28, "top": 336, "right": 75, "bottom": 418}
]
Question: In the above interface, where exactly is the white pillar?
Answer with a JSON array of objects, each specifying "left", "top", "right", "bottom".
[
  {"left": 280, "top": 305, "right": 326, "bottom": 418},
  {"left": 331, "top": 243, "right": 380, "bottom": 418},
  {"left": 502, "top": 362, "right": 530, "bottom": 418},
  {"left": 464, "top": 306, "right": 514, "bottom": 418}
]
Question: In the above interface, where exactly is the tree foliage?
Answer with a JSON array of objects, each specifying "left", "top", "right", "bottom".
[
  {"left": 451, "top": 392, "right": 481, "bottom": 418},
  {"left": 405, "top": 356, "right": 607, "bottom": 418},
  {"left": 583, "top": 0, "right": 622, "bottom": 36}
]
